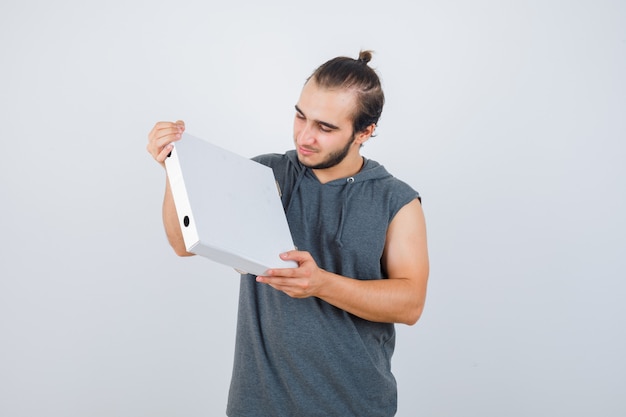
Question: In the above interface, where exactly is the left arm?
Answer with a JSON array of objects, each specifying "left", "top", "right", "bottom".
[{"left": 257, "top": 198, "right": 429, "bottom": 325}]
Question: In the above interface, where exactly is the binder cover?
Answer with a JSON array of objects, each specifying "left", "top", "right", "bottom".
[{"left": 165, "top": 133, "right": 297, "bottom": 275}]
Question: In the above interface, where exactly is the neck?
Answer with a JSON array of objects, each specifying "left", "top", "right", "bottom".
[{"left": 312, "top": 154, "right": 364, "bottom": 184}]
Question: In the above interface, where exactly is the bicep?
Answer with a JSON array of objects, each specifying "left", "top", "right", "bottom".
[{"left": 382, "top": 198, "right": 429, "bottom": 288}]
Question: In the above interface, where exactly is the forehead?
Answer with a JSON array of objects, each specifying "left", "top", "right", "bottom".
[{"left": 297, "top": 80, "right": 357, "bottom": 125}]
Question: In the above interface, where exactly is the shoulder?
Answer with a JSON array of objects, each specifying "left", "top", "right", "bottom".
[
  {"left": 253, "top": 151, "right": 304, "bottom": 183},
  {"left": 253, "top": 150, "right": 298, "bottom": 170},
  {"left": 362, "top": 159, "right": 421, "bottom": 206},
  {"left": 381, "top": 176, "right": 421, "bottom": 221},
  {"left": 252, "top": 152, "right": 284, "bottom": 166},
  {"left": 386, "top": 176, "right": 421, "bottom": 203}
]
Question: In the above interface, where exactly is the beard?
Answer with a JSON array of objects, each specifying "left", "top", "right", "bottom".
[{"left": 299, "top": 134, "right": 356, "bottom": 170}]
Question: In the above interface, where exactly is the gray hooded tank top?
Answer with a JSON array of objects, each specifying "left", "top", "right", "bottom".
[{"left": 227, "top": 151, "right": 420, "bottom": 417}]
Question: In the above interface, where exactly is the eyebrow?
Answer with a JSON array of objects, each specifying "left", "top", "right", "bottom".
[{"left": 294, "top": 105, "right": 340, "bottom": 131}]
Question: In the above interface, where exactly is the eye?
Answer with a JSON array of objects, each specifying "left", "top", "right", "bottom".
[{"left": 318, "top": 124, "right": 332, "bottom": 133}]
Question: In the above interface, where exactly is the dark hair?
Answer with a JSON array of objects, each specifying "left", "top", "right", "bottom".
[{"left": 308, "top": 50, "right": 385, "bottom": 134}]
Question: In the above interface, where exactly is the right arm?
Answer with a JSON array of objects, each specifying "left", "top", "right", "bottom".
[{"left": 147, "top": 120, "right": 195, "bottom": 257}]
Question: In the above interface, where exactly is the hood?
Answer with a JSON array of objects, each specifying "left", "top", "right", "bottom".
[{"left": 285, "top": 150, "right": 393, "bottom": 246}]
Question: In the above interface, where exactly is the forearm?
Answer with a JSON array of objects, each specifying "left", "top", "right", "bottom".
[
  {"left": 163, "top": 176, "right": 194, "bottom": 257},
  {"left": 317, "top": 271, "right": 426, "bottom": 325}
]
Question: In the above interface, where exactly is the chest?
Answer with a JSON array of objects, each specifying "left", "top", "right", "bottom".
[{"left": 285, "top": 180, "right": 391, "bottom": 276}]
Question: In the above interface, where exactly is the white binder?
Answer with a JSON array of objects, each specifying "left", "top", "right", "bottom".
[{"left": 165, "top": 133, "right": 297, "bottom": 275}]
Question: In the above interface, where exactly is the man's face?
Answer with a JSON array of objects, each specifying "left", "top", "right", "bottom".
[{"left": 293, "top": 80, "right": 360, "bottom": 170}]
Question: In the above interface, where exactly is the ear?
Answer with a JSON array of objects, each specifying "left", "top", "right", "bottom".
[{"left": 354, "top": 123, "right": 376, "bottom": 145}]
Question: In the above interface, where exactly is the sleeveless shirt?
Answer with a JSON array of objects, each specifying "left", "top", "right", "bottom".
[{"left": 226, "top": 150, "right": 420, "bottom": 417}]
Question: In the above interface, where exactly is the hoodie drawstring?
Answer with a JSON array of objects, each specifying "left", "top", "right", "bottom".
[{"left": 334, "top": 176, "right": 356, "bottom": 247}]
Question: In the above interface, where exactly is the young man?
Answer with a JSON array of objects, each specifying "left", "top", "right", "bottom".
[{"left": 147, "top": 51, "right": 429, "bottom": 417}]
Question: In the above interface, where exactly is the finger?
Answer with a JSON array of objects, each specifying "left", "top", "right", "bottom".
[
  {"left": 154, "top": 128, "right": 182, "bottom": 148},
  {"left": 257, "top": 276, "right": 298, "bottom": 288},
  {"left": 149, "top": 121, "right": 178, "bottom": 138},
  {"left": 149, "top": 121, "right": 185, "bottom": 142},
  {"left": 147, "top": 134, "right": 175, "bottom": 159},
  {"left": 262, "top": 268, "right": 296, "bottom": 278},
  {"left": 156, "top": 143, "right": 174, "bottom": 164},
  {"left": 153, "top": 120, "right": 184, "bottom": 131},
  {"left": 148, "top": 125, "right": 184, "bottom": 157},
  {"left": 152, "top": 124, "right": 183, "bottom": 141},
  {"left": 263, "top": 265, "right": 300, "bottom": 279},
  {"left": 279, "top": 250, "right": 310, "bottom": 263}
]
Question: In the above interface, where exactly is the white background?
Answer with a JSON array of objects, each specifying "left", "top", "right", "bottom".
[{"left": 1, "top": 1, "right": 624, "bottom": 416}]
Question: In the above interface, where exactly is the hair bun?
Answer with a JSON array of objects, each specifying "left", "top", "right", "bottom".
[{"left": 357, "top": 50, "right": 373, "bottom": 65}]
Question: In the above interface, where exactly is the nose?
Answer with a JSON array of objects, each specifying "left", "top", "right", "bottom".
[{"left": 296, "top": 121, "right": 315, "bottom": 145}]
